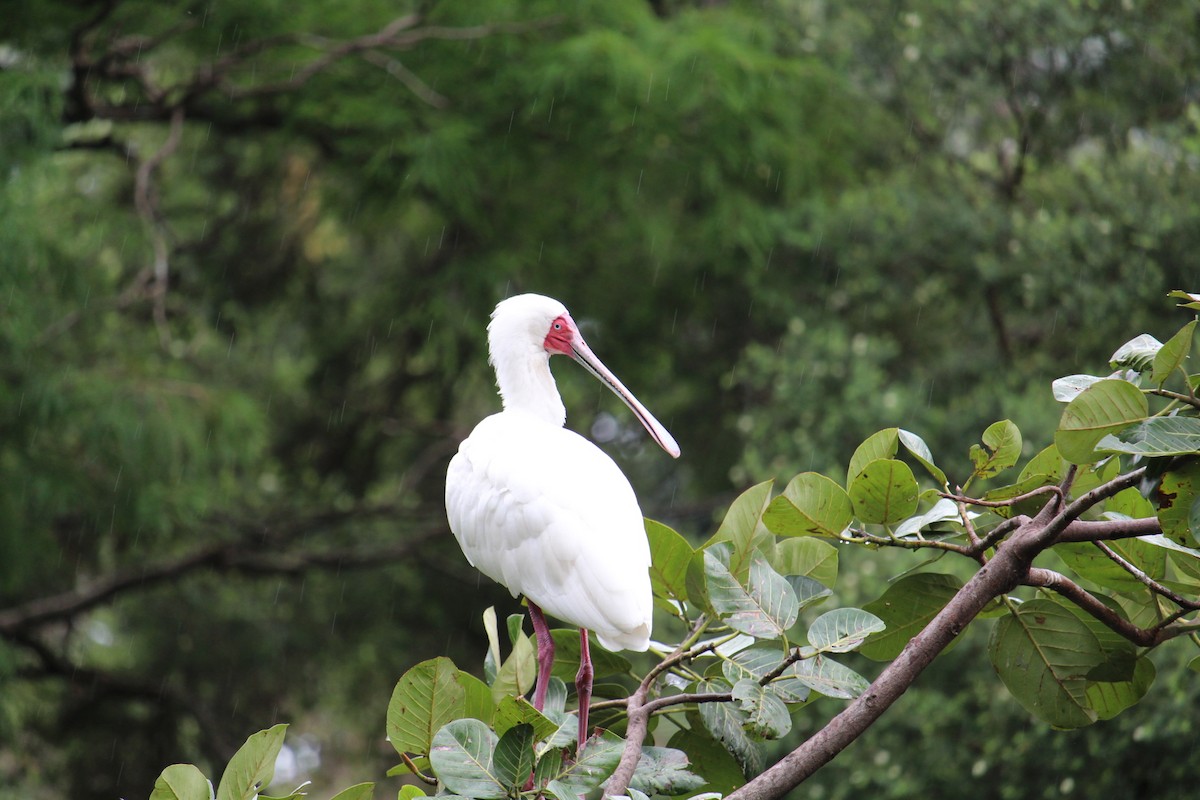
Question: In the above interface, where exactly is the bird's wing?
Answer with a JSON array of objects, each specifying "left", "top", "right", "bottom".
[{"left": 445, "top": 412, "right": 652, "bottom": 650}]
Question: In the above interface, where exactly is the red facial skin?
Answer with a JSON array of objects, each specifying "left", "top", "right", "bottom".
[{"left": 543, "top": 313, "right": 575, "bottom": 356}]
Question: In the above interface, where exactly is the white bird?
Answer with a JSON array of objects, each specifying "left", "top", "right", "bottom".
[{"left": 445, "top": 293, "right": 679, "bottom": 748}]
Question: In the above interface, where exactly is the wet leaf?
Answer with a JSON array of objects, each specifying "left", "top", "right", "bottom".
[
  {"left": 629, "top": 746, "right": 707, "bottom": 795},
  {"left": 768, "top": 536, "right": 838, "bottom": 588},
  {"left": 790, "top": 655, "right": 869, "bottom": 700},
  {"left": 762, "top": 472, "right": 852, "bottom": 539},
  {"left": 848, "top": 458, "right": 919, "bottom": 524},
  {"left": 705, "top": 548, "right": 798, "bottom": 639},
  {"left": 806, "top": 608, "right": 885, "bottom": 653},
  {"left": 898, "top": 428, "right": 948, "bottom": 486},
  {"left": 1055, "top": 379, "right": 1148, "bottom": 464},
  {"left": 1110, "top": 333, "right": 1163, "bottom": 372},
  {"left": 216, "top": 724, "right": 288, "bottom": 800},
  {"left": 989, "top": 600, "right": 1104, "bottom": 728},
  {"left": 731, "top": 679, "right": 792, "bottom": 739},
  {"left": 1096, "top": 416, "right": 1200, "bottom": 457},
  {"left": 848, "top": 429, "right": 901, "bottom": 484},
  {"left": 1053, "top": 374, "right": 1106, "bottom": 403},
  {"left": 1151, "top": 319, "right": 1196, "bottom": 385},
  {"left": 646, "top": 519, "right": 693, "bottom": 606},
  {"left": 150, "top": 764, "right": 212, "bottom": 800},
  {"left": 429, "top": 719, "right": 503, "bottom": 799},
  {"left": 860, "top": 573, "right": 963, "bottom": 661},
  {"left": 969, "top": 419, "right": 1022, "bottom": 479}
]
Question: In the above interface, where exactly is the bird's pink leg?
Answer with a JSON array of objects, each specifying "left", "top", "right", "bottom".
[
  {"left": 576, "top": 628, "right": 594, "bottom": 750},
  {"left": 527, "top": 602, "right": 554, "bottom": 711}
]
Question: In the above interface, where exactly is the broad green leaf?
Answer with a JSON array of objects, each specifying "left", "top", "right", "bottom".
[
  {"left": 532, "top": 747, "right": 562, "bottom": 790},
  {"left": 493, "top": 696, "right": 560, "bottom": 743},
  {"left": 847, "top": 429, "right": 900, "bottom": 484},
  {"left": 1055, "top": 539, "right": 1164, "bottom": 597},
  {"left": 1086, "top": 656, "right": 1156, "bottom": 721},
  {"left": 492, "top": 724, "right": 535, "bottom": 791},
  {"left": 388, "top": 658, "right": 471, "bottom": 756},
  {"left": 646, "top": 519, "right": 692, "bottom": 606},
  {"left": 492, "top": 629, "right": 537, "bottom": 703},
  {"left": 989, "top": 600, "right": 1104, "bottom": 728},
  {"left": 848, "top": 458, "right": 919, "bottom": 524},
  {"left": 1055, "top": 379, "right": 1148, "bottom": 464},
  {"left": 665, "top": 728, "right": 746, "bottom": 795},
  {"left": 705, "top": 547, "right": 798, "bottom": 639},
  {"left": 1018, "top": 444, "right": 1067, "bottom": 485},
  {"left": 860, "top": 573, "right": 963, "bottom": 661},
  {"left": 806, "top": 608, "right": 885, "bottom": 653},
  {"left": 629, "top": 746, "right": 707, "bottom": 795},
  {"left": 1157, "top": 461, "right": 1200, "bottom": 547},
  {"left": 1141, "top": 534, "right": 1200, "bottom": 582},
  {"left": 790, "top": 655, "right": 868, "bottom": 699},
  {"left": 1052, "top": 374, "right": 1106, "bottom": 403},
  {"left": 762, "top": 472, "right": 853, "bottom": 539},
  {"left": 150, "top": 764, "right": 212, "bottom": 800},
  {"left": 549, "top": 629, "right": 631, "bottom": 681},
  {"left": 216, "top": 724, "right": 288, "bottom": 800},
  {"left": 786, "top": 574, "right": 832, "bottom": 612},
  {"left": 893, "top": 497, "right": 963, "bottom": 538},
  {"left": 898, "top": 428, "right": 948, "bottom": 486},
  {"left": 1169, "top": 289, "right": 1200, "bottom": 310},
  {"left": 731, "top": 679, "right": 792, "bottom": 739},
  {"left": 1151, "top": 319, "right": 1196, "bottom": 385},
  {"left": 723, "top": 644, "right": 811, "bottom": 703},
  {"left": 1106, "top": 487, "right": 1156, "bottom": 519},
  {"left": 1109, "top": 333, "right": 1163, "bottom": 372},
  {"left": 1189, "top": 655, "right": 1200, "bottom": 674},
  {"left": 429, "top": 719, "right": 503, "bottom": 799},
  {"left": 706, "top": 481, "right": 774, "bottom": 560},
  {"left": 550, "top": 732, "right": 623, "bottom": 795},
  {"left": 769, "top": 537, "right": 838, "bottom": 589},
  {"left": 329, "top": 784, "right": 375, "bottom": 800},
  {"left": 1096, "top": 416, "right": 1200, "bottom": 457},
  {"left": 969, "top": 419, "right": 1022, "bottom": 479},
  {"left": 696, "top": 678, "right": 764, "bottom": 777}
]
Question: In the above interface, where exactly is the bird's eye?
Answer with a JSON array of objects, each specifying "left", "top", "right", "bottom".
[{"left": 554, "top": 323, "right": 562, "bottom": 330}]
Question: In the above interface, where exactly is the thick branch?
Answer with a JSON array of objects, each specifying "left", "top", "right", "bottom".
[
  {"left": 726, "top": 519, "right": 1033, "bottom": 800},
  {"left": 1024, "top": 567, "right": 1173, "bottom": 646},
  {"left": 1057, "top": 516, "right": 1161, "bottom": 542}
]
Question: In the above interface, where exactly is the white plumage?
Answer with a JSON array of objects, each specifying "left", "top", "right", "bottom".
[{"left": 445, "top": 294, "right": 680, "bottom": 653}]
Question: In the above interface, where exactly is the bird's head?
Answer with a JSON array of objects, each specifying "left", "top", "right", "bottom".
[{"left": 487, "top": 293, "right": 680, "bottom": 458}]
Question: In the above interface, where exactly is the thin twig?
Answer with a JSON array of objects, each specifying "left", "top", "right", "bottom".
[{"left": 1093, "top": 541, "right": 1200, "bottom": 610}]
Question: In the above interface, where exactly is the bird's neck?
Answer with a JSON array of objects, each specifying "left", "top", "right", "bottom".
[{"left": 493, "top": 351, "right": 567, "bottom": 427}]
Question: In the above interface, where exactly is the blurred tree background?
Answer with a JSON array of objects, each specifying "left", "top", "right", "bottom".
[{"left": 1, "top": 0, "right": 1197, "bottom": 797}]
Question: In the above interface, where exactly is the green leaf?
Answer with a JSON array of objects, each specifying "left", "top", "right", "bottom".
[
  {"left": 1052, "top": 374, "right": 1106, "bottom": 403},
  {"left": 696, "top": 678, "right": 764, "bottom": 777},
  {"left": 492, "top": 724, "right": 535, "bottom": 791},
  {"left": 969, "top": 419, "right": 1022, "bottom": 479},
  {"left": 493, "top": 696, "right": 560, "bottom": 743},
  {"left": 1018, "top": 444, "right": 1067, "bottom": 485},
  {"left": 1151, "top": 319, "right": 1196, "bottom": 385},
  {"left": 1085, "top": 656, "right": 1156, "bottom": 721},
  {"left": 1168, "top": 289, "right": 1200, "bottom": 310},
  {"left": 768, "top": 537, "right": 838, "bottom": 588},
  {"left": 548, "top": 629, "right": 631, "bottom": 681},
  {"left": 1055, "top": 539, "right": 1164, "bottom": 597},
  {"left": 1110, "top": 333, "right": 1163, "bottom": 372},
  {"left": 706, "top": 480, "right": 774, "bottom": 559},
  {"left": 898, "top": 428, "right": 948, "bottom": 486},
  {"left": 762, "top": 472, "right": 853, "bottom": 539},
  {"left": 550, "top": 732, "right": 623, "bottom": 795},
  {"left": 483, "top": 607, "right": 502, "bottom": 685},
  {"left": 492, "top": 628, "right": 537, "bottom": 704},
  {"left": 329, "top": 783, "right": 375, "bottom": 800},
  {"left": 860, "top": 573, "right": 963, "bottom": 661},
  {"left": 893, "top": 498, "right": 964, "bottom": 538},
  {"left": 216, "top": 724, "right": 288, "bottom": 800},
  {"left": 1157, "top": 461, "right": 1200, "bottom": 547},
  {"left": 806, "top": 608, "right": 885, "bottom": 653},
  {"left": 387, "top": 658, "right": 471, "bottom": 757},
  {"left": 723, "top": 644, "right": 811, "bottom": 703},
  {"left": 989, "top": 600, "right": 1104, "bottom": 728},
  {"left": 428, "top": 719, "right": 503, "bottom": 799},
  {"left": 646, "top": 519, "right": 692, "bottom": 606},
  {"left": 1096, "top": 416, "right": 1200, "bottom": 457},
  {"left": 848, "top": 429, "right": 900, "bottom": 484},
  {"left": 629, "top": 746, "right": 707, "bottom": 795},
  {"left": 848, "top": 458, "right": 919, "bottom": 524},
  {"left": 150, "top": 764, "right": 213, "bottom": 800},
  {"left": 704, "top": 547, "right": 798, "bottom": 639},
  {"left": 1055, "top": 379, "right": 1148, "bottom": 464},
  {"left": 665, "top": 728, "right": 746, "bottom": 795},
  {"left": 731, "top": 679, "right": 792, "bottom": 739},
  {"left": 790, "top": 655, "right": 869, "bottom": 699}
]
